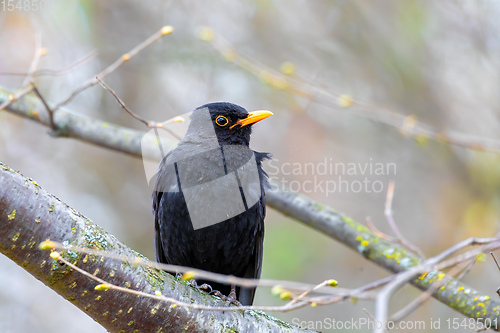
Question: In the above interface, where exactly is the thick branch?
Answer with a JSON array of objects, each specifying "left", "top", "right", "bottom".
[
  {"left": 0, "top": 161, "right": 312, "bottom": 333},
  {"left": 2, "top": 87, "right": 500, "bottom": 325}
]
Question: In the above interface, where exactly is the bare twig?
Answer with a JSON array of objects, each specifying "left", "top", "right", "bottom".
[
  {"left": 43, "top": 240, "right": 338, "bottom": 295},
  {"left": 0, "top": 86, "right": 34, "bottom": 112},
  {"left": 491, "top": 252, "right": 500, "bottom": 271},
  {"left": 384, "top": 181, "right": 425, "bottom": 258},
  {"left": 490, "top": 252, "right": 500, "bottom": 298},
  {"left": 96, "top": 77, "right": 152, "bottom": 127},
  {"left": 30, "top": 83, "right": 56, "bottom": 131},
  {"left": 22, "top": 31, "right": 43, "bottom": 87},
  {"left": 362, "top": 308, "right": 376, "bottom": 323},
  {"left": 455, "top": 257, "right": 478, "bottom": 281},
  {"left": 54, "top": 26, "right": 174, "bottom": 110},
  {"left": 50, "top": 252, "right": 355, "bottom": 313},
  {"left": 287, "top": 280, "right": 330, "bottom": 306},
  {"left": 0, "top": 50, "right": 97, "bottom": 77},
  {"left": 96, "top": 76, "right": 184, "bottom": 140},
  {"left": 366, "top": 217, "right": 398, "bottom": 243}
]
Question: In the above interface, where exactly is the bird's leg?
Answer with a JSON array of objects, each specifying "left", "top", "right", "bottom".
[
  {"left": 227, "top": 284, "right": 242, "bottom": 306},
  {"left": 228, "top": 284, "right": 237, "bottom": 300}
]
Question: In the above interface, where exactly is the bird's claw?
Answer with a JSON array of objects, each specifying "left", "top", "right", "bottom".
[
  {"left": 196, "top": 283, "right": 213, "bottom": 292},
  {"left": 210, "top": 289, "right": 242, "bottom": 307},
  {"left": 188, "top": 279, "right": 213, "bottom": 293}
]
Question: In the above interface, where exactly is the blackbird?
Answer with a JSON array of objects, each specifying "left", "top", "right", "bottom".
[{"left": 152, "top": 102, "right": 272, "bottom": 305}]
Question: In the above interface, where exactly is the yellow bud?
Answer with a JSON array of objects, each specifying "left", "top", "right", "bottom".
[
  {"left": 327, "top": 279, "right": 338, "bottom": 287},
  {"left": 311, "top": 302, "right": 318, "bottom": 307},
  {"left": 199, "top": 27, "right": 215, "bottom": 41},
  {"left": 476, "top": 253, "right": 487, "bottom": 262},
  {"left": 172, "top": 116, "right": 184, "bottom": 123},
  {"left": 338, "top": 94, "right": 353, "bottom": 108},
  {"left": 259, "top": 71, "right": 273, "bottom": 85},
  {"left": 415, "top": 134, "right": 428, "bottom": 147},
  {"left": 280, "top": 62, "right": 295, "bottom": 76},
  {"left": 271, "top": 285, "right": 284, "bottom": 296},
  {"left": 223, "top": 49, "right": 236, "bottom": 62},
  {"left": 50, "top": 251, "right": 61, "bottom": 260},
  {"left": 122, "top": 54, "right": 131, "bottom": 61},
  {"left": 182, "top": 270, "right": 196, "bottom": 281},
  {"left": 39, "top": 47, "right": 47, "bottom": 56},
  {"left": 155, "top": 290, "right": 162, "bottom": 297},
  {"left": 7, "top": 209, "right": 16, "bottom": 220},
  {"left": 271, "top": 77, "right": 289, "bottom": 90},
  {"left": 170, "top": 303, "right": 178, "bottom": 309},
  {"left": 39, "top": 240, "right": 56, "bottom": 251},
  {"left": 8, "top": 94, "right": 14, "bottom": 101},
  {"left": 161, "top": 26, "right": 174, "bottom": 36},
  {"left": 95, "top": 284, "right": 110, "bottom": 291},
  {"left": 280, "top": 291, "right": 292, "bottom": 300},
  {"left": 402, "top": 114, "right": 417, "bottom": 130},
  {"left": 132, "top": 258, "right": 141, "bottom": 267}
]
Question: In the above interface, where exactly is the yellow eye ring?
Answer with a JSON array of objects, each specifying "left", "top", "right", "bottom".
[{"left": 215, "top": 115, "right": 229, "bottom": 127}]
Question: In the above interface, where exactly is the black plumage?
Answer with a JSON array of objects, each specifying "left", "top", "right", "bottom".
[{"left": 152, "top": 102, "right": 272, "bottom": 305}]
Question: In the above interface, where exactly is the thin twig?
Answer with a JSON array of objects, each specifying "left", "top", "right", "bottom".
[
  {"left": 96, "top": 77, "right": 153, "bottom": 127},
  {"left": 489, "top": 252, "right": 500, "bottom": 298},
  {"left": 287, "top": 280, "right": 329, "bottom": 306},
  {"left": 384, "top": 181, "right": 425, "bottom": 258},
  {"left": 362, "top": 308, "right": 376, "bottom": 322},
  {"left": 54, "top": 26, "right": 174, "bottom": 110},
  {"left": 43, "top": 241, "right": 338, "bottom": 294},
  {"left": 455, "top": 257, "right": 477, "bottom": 281},
  {"left": 0, "top": 86, "right": 34, "bottom": 112},
  {"left": 366, "top": 217, "right": 398, "bottom": 243},
  {"left": 52, "top": 253, "right": 358, "bottom": 313},
  {"left": 96, "top": 76, "right": 184, "bottom": 140},
  {"left": 30, "top": 83, "right": 56, "bottom": 130},
  {"left": 491, "top": 252, "right": 500, "bottom": 271},
  {"left": 0, "top": 50, "right": 98, "bottom": 77},
  {"left": 22, "top": 31, "right": 43, "bottom": 87}
]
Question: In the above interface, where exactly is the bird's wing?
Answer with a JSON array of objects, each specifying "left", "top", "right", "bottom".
[
  {"left": 152, "top": 151, "right": 174, "bottom": 264},
  {"left": 238, "top": 152, "right": 270, "bottom": 305}
]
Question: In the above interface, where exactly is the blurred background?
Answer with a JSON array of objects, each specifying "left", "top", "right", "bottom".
[{"left": 1, "top": 1, "right": 500, "bottom": 332}]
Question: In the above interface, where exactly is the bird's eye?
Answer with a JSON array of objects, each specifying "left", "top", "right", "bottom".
[{"left": 215, "top": 115, "right": 229, "bottom": 127}]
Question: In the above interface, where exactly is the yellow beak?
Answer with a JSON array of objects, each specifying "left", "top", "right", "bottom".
[{"left": 230, "top": 110, "right": 273, "bottom": 129}]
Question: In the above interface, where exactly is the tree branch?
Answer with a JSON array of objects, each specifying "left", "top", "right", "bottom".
[{"left": 0, "top": 161, "right": 312, "bottom": 333}]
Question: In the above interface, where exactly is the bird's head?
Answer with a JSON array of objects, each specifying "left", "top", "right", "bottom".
[{"left": 191, "top": 102, "right": 272, "bottom": 146}]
